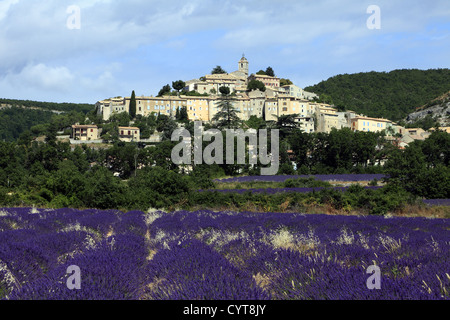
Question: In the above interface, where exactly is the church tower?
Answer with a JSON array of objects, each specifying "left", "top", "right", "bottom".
[{"left": 238, "top": 54, "right": 249, "bottom": 77}]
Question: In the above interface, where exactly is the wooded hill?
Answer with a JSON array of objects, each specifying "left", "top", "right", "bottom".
[
  {"left": 304, "top": 68, "right": 450, "bottom": 122},
  {"left": 0, "top": 98, "right": 95, "bottom": 142},
  {"left": 0, "top": 98, "right": 94, "bottom": 114}
]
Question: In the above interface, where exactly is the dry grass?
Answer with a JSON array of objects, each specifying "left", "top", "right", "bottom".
[
  {"left": 253, "top": 273, "right": 272, "bottom": 291},
  {"left": 394, "top": 204, "right": 450, "bottom": 219}
]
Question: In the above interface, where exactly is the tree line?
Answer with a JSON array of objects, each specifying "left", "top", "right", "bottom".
[{"left": 0, "top": 111, "right": 448, "bottom": 211}]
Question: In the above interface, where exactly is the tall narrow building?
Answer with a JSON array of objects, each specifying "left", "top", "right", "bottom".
[{"left": 238, "top": 54, "right": 249, "bottom": 77}]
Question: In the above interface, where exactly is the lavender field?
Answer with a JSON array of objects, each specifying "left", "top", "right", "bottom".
[
  {"left": 0, "top": 207, "right": 448, "bottom": 300},
  {"left": 200, "top": 186, "right": 383, "bottom": 194},
  {"left": 215, "top": 174, "right": 387, "bottom": 183}
]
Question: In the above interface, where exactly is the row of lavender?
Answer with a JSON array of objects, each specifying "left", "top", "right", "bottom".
[
  {"left": 215, "top": 174, "right": 387, "bottom": 183},
  {"left": 1, "top": 207, "right": 448, "bottom": 299},
  {"left": 199, "top": 186, "right": 383, "bottom": 194}
]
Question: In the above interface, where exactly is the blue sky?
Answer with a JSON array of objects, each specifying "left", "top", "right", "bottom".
[{"left": 0, "top": 0, "right": 449, "bottom": 104}]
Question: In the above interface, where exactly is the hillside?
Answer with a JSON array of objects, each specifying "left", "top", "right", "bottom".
[
  {"left": 405, "top": 91, "right": 450, "bottom": 127},
  {"left": 0, "top": 107, "right": 55, "bottom": 141},
  {"left": 0, "top": 98, "right": 95, "bottom": 142},
  {"left": 0, "top": 98, "right": 94, "bottom": 114},
  {"left": 304, "top": 69, "right": 450, "bottom": 121}
]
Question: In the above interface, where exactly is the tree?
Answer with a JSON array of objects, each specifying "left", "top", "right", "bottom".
[
  {"left": 211, "top": 66, "right": 227, "bottom": 74},
  {"left": 245, "top": 115, "right": 266, "bottom": 130},
  {"left": 179, "top": 106, "right": 188, "bottom": 122},
  {"left": 219, "top": 86, "right": 230, "bottom": 96},
  {"left": 129, "top": 90, "right": 136, "bottom": 118},
  {"left": 156, "top": 114, "right": 178, "bottom": 141},
  {"left": 265, "top": 66, "right": 275, "bottom": 77},
  {"left": 128, "top": 166, "right": 190, "bottom": 209},
  {"left": 247, "top": 79, "right": 266, "bottom": 92},
  {"left": 172, "top": 80, "right": 186, "bottom": 94},
  {"left": 279, "top": 78, "right": 293, "bottom": 86},
  {"left": 256, "top": 70, "right": 267, "bottom": 75},
  {"left": 420, "top": 130, "right": 450, "bottom": 167},
  {"left": 157, "top": 84, "right": 172, "bottom": 97},
  {"left": 272, "top": 113, "right": 300, "bottom": 140},
  {"left": 211, "top": 93, "right": 241, "bottom": 129},
  {"left": 80, "top": 166, "right": 127, "bottom": 209}
]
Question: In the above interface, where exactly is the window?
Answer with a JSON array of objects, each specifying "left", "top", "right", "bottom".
[
  {"left": 91, "top": 129, "right": 93, "bottom": 132},
  {"left": 283, "top": 107, "right": 288, "bottom": 112}
]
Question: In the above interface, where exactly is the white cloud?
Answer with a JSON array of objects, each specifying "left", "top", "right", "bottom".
[
  {"left": 0, "top": 0, "right": 19, "bottom": 21},
  {"left": 4, "top": 63, "right": 75, "bottom": 92}
]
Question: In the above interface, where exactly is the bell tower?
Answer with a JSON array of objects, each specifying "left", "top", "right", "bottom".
[{"left": 238, "top": 54, "right": 249, "bottom": 77}]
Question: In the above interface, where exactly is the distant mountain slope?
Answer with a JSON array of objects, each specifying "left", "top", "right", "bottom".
[
  {"left": 405, "top": 91, "right": 450, "bottom": 127},
  {"left": 304, "top": 69, "right": 450, "bottom": 121},
  {"left": 0, "top": 98, "right": 94, "bottom": 114}
]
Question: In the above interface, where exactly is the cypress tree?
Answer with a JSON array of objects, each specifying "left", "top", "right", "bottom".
[{"left": 129, "top": 90, "right": 137, "bottom": 119}]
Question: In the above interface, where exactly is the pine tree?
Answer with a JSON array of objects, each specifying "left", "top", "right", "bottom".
[
  {"left": 129, "top": 90, "right": 136, "bottom": 118},
  {"left": 212, "top": 91, "right": 241, "bottom": 129},
  {"left": 265, "top": 66, "right": 275, "bottom": 77}
]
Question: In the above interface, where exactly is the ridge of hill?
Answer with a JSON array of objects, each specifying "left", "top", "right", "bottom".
[
  {"left": 304, "top": 68, "right": 450, "bottom": 121},
  {"left": 0, "top": 98, "right": 94, "bottom": 114}
]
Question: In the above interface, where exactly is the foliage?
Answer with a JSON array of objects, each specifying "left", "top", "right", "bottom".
[
  {"left": 0, "top": 98, "right": 94, "bottom": 114},
  {"left": 305, "top": 69, "right": 450, "bottom": 121},
  {"left": 265, "top": 66, "right": 275, "bottom": 77},
  {"left": 157, "top": 84, "right": 172, "bottom": 97},
  {"left": 129, "top": 91, "right": 136, "bottom": 119},
  {"left": 172, "top": 80, "right": 186, "bottom": 93},
  {"left": 156, "top": 114, "right": 178, "bottom": 141},
  {"left": 247, "top": 79, "right": 266, "bottom": 92},
  {"left": 219, "top": 86, "right": 230, "bottom": 96},
  {"left": 128, "top": 166, "right": 190, "bottom": 209},
  {"left": 279, "top": 78, "right": 293, "bottom": 87},
  {"left": 211, "top": 65, "right": 227, "bottom": 74},
  {"left": 211, "top": 96, "right": 241, "bottom": 130}
]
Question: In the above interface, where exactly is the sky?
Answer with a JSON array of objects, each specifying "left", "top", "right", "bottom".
[{"left": 0, "top": 0, "right": 449, "bottom": 104}]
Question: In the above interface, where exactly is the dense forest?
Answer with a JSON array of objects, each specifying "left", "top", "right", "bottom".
[
  {"left": 0, "top": 107, "right": 55, "bottom": 141},
  {"left": 304, "top": 68, "right": 450, "bottom": 121}
]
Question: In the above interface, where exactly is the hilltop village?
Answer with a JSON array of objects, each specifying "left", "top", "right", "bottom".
[{"left": 78, "top": 56, "right": 443, "bottom": 147}]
